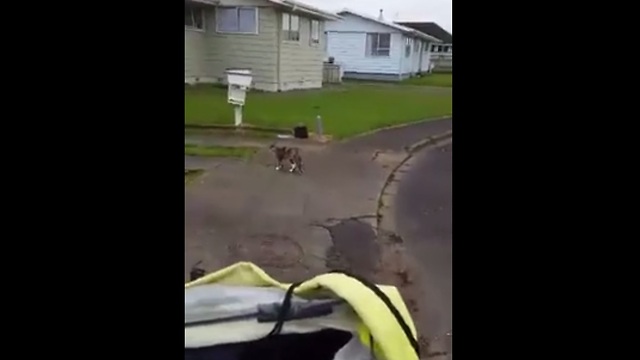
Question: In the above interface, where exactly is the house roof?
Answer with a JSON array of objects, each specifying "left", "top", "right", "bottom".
[
  {"left": 336, "top": 9, "right": 441, "bottom": 42},
  {"left": 186, "top": 0, "right": 219, "bottom": 5},
  {"left": 267, "top": 0, "right": 341, "bottom": 21},
  {"left": 184, "top": 0, "right": 340, "bottom": 21},
  {"left": 395, "top": 22, "right": 452, "bottom": 43}
]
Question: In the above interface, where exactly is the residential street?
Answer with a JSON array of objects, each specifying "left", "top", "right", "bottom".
[
  {"left": 184, "top": 118, "right": 453, "bottom": 357},
  {"left": 394, "top": 140, "right": 453, "bottom": 357}
]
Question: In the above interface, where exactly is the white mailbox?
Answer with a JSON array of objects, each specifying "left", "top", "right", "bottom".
[
  {"left": 225, "top": 68, "right": 252, "bottom": 127},
  {"left": 226, "top": 68, "right": 252, "bottom": 106}
]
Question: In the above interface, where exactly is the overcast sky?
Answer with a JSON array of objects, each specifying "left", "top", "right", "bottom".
[{"left": 302, "top": 0, "right": 452, "bottom": 33}]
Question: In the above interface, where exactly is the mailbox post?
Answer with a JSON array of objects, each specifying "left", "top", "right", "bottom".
[{"left": 225, "top": 69, "right": 253, "bottom": 127}]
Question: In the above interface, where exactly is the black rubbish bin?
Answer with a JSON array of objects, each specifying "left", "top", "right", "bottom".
[{"left": 293, "top": 125, "right": 309, "bottom": 139}]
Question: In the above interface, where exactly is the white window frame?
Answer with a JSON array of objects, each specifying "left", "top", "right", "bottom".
[
  {"left": 310, "top": 19, "right": 320, "bottom": 45},
  {"left": 215, "top": 7, "right": 259, "bottom": 35},
  {"left": 366, "top": 32, "right": 391, "bottom": 57},
  {"left": 282, "top": 13, "right": 300, "bottom": 41},
  {"left": 185, "top": 5, "right": 206, "bottom": 31}
]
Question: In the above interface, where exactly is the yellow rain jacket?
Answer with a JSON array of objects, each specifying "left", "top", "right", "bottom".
[{"left": 185, "top": 262, "right": 420, "bottom": 360}]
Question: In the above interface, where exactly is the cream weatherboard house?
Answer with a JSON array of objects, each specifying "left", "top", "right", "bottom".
[{"left": 185, "top": 0, "right": 339, "bottom": 92}]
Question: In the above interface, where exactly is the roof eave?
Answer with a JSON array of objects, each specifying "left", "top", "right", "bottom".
[
  {"left": 269, "top": 0, "right": 341, "bottom": 21},
  {"left": 412, "top": 31, "right": 442, "bottom": 43},
  {"left": 338, "top": 10, "right": 438, "bottom": 39},
  {"left": 185, "top": 0, "right": 219, "bottom": 6}
]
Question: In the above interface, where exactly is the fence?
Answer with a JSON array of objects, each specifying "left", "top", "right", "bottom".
[
  {"left": 430, "top": 54, "right": 452, "bottom": 72},
  {"left": 322, "top": 63, "right": 342, "bottom": 83}
]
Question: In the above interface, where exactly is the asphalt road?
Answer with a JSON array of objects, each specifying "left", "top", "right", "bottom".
[
  {"left": 395, "top": 140, "right": 452, "bottom": 356},
  {"left": 338, "top": 117, "right": 452, "bottom": 153}
]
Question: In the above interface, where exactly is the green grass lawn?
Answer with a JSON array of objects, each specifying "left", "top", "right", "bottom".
[
  {"left": 185, "top": 144, "right": 257, "bottom": 158},
  {"left": 185, "top": 169, "right": 204, "bottom": 184},
  {"left": 185, "top": 83, "right": 452, "bottom": 139},
  {"left": 402, "top": 73, "right": 452, "bottom": 87}
]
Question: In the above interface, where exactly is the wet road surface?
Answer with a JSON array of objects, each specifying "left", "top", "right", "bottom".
[
  {"left": 339, "top": 118, "right": 452, "bottom": 153},
  {"left": 395, "top": 141, "right": 452, "bottom": 357}
]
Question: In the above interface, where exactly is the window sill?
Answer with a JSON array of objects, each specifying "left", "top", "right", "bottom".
[{"left": 216, "top": 30, "right": 259, "bottom": 35}]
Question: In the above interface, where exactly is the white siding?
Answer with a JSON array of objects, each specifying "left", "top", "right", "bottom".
[
  {"left": 400, "top": 35, "right": 413, "bottom": 75},
  {"left": 325, "top": 13, "right": 398, "bottom": 33},
  {"left": 420, "top": 43, "right": 433, "bottom": 72},
  {"left": 326, "top": 32, "right": 402, "bottom": 74},
  {"left": 325, "top": 14, "right": 403, "bottom": 76},
  {"left": 411, "top": 39, "right": 421, "bottom": 73}
]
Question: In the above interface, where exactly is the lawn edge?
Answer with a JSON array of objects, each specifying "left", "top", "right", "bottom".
[
  {"left": 184, "top": 143, "right": 259, "bottom": 158},
  {"left": 184, "top": 123, "right": 291, "bottom": 134},
  {"left": 339, "top": 116, "right": 452, "bottom": 143}
]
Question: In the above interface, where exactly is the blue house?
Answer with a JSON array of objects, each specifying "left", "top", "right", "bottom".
[{"left": 324, "top": 9, "right": 441, "bottom": 81}]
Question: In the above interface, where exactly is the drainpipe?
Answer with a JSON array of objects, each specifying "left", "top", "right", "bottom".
[{"left": 276, "top": 10, "right": 282, "bottom": 91}]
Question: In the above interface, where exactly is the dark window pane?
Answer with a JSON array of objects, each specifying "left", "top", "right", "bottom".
[
  {"left": 371, "top": 34, "right": 380, "bottom": 51},
  {"left": 185, "top": 7, "right": 194, "bottom": 27},
  {"left": 379, "top": 33, "right": 390, "bottom": 48},
  {"left": 193, "top": 9, "right": 204, "bottom": 29},
  {"left": 217, "top": 7, "right": 239, "bottom": 32},
  {"left": 238, "top": 8, "right": 256, "bottom": 33}
]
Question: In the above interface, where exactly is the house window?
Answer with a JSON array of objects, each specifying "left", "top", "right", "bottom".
[
  {"left": 405, "top": 38, "right": 411, "bottom": 57},
  {"left": 365, "top": 33, "right": 391, "bottom": 57},
  {"left": 431, "top": 44, "right": 437, "bottom": 52},
  {"left": 414, "top": 40, "right": 420, "bottom": 53},
  {"left": 282, "top": 13, "right": 300, "bottom": 41},
  {"left": 216, "top": 7, "right": 258, "bottom": 34},
  {"left": 185, "top": 4, "right": 205, "bottom": 30},
  {"left": 310, "top": 20, "right": 320, "bottom": 44}
]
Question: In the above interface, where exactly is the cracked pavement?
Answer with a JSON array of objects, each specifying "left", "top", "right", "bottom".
[
  {"left": 185, "top": 118, "right": 453, "bottom": 358},
  {"left": 184, "top": 146, "right": 389, "bottom": 282}
]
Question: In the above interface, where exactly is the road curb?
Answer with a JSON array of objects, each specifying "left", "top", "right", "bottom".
[
  {"left": 372, "top": 132, "right": 452, "bottom": 357},
  {"left": 375, "top": 131, "right": 453, "bottom": 232},
  {"left": 340, "top": 116, "right": 452, "bottom": 143},
  {"left": 404, "top": 130, "right": 453, "bottom": 154}
]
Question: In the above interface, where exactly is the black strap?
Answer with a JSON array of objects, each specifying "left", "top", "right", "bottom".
[
  {"left": 266, "top": 281, "right": 303, "bottom": 337},
  {"left": 329, "top": 270, "right": 420, "bottom": 358},
  {"left": 264, "top": 272, "right": 420, "bottom": 358}
]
